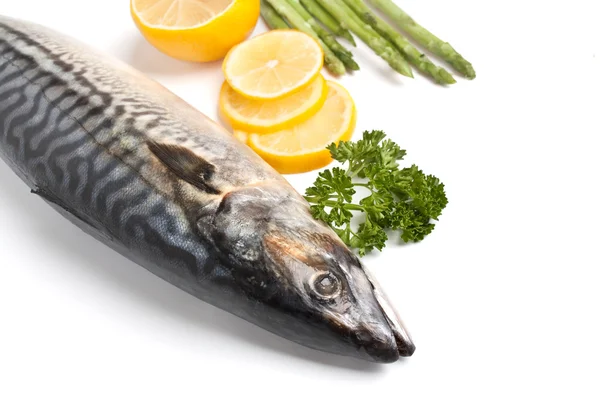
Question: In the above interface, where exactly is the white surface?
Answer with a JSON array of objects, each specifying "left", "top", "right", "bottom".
[{"left": 1, "top": 1, "right": 599, "bottom": 399}]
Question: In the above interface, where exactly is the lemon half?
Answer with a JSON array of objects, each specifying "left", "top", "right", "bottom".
[{"left": 131, "top": 0, "right": 260, "bottom": 62}]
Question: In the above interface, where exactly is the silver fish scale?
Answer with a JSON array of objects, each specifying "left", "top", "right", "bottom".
[{"left": 0, "top": 16, "right": 266, "bottom": 292}]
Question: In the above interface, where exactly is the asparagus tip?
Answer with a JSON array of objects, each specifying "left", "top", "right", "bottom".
[
  {"left": 342, "top": 56, "right": 360, "bottom": 71},
  {"left": 453, "top": 56, "right": 476, "bottom": 79},
  {"left": 399, "top": 66, "right": 414, "bottom": 78},
  {"left": 341, "top": 31, "right": 357, "bottom": 46},
  {"left": 465, "top": 68, "right": 476, "bottom": 79},
  {"left": 440, "top": 70, "right": 457, "bottom": 85}
]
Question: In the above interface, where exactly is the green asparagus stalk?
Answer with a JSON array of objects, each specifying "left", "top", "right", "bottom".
[
  {"left": 265, "top": 0, "right": 346, "bottom": 76},
  {"left": 286, "top": 0, "right": 359, "bottom": 71},
  {"left": 369, "top": 0, "right": 475, "bottom": 78},
  {"left": 300, "top": 0, "right": 356, "bottom": 46},
  {"left": 341, "top": 0, "right": 454, "bottom": 84},
  {"left": 260, "top": 0, "right": 290, "bottom": 30},
  {"left": 317, "top": 0, "right": 413, "bottom": 78}
]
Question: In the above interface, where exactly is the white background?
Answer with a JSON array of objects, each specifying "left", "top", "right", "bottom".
[{"left": 1, "top": 1, "right": 599, "bottom": 399}]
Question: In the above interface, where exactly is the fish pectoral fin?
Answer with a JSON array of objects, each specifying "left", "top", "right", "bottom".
[
  {"left": 31, "top": 188, "right": 113, "bottom": 242},
  {"left": 147, "top": 140, "right": 220, "bottom": 195}
]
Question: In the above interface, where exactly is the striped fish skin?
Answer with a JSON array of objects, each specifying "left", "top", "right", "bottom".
[{"left": 0, "top": 15, "right": 414, "bottom": 363}]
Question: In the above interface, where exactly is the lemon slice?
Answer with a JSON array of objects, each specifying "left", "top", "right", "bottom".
[
  {"left": 246, "top": 81, "right": 356, "bottom": 174},
  {"left": 131, "top": 0, "right": 259, "bottom": 62},
  {"left": 219, "top": 74, "right": 327, "bottom": 133},
  {"left": 223, "top": 30, "right": 324, "bottom": 100}
]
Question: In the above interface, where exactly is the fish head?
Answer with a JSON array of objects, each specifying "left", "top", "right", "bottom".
[
  {"left": 207, "top": 187, "right": 415, "bottom": 363},
  {"left": 262, "top": 227, "right": 415, "bottom": 363}
]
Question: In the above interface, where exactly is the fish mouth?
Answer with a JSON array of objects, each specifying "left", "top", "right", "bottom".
[
  {"left": 361, "top": 264, "right": 416, "bottom": 359},
  {"left": 384, "top": 304, "right": 416, "bottom": 357}
]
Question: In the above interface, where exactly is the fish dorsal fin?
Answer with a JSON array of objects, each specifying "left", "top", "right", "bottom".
[{"left": 148, "top": 141, "right": 220, "bottom": 195}]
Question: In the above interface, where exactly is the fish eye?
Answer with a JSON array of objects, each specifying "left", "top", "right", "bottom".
[{"left": 309, "top": 271, "right": 341, "bottom": 300}]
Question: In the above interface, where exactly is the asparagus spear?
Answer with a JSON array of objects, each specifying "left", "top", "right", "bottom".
[
  {"left": 341, "top": 0, "right": 455, "bottom": 85},
  {"left": 369, "top": 0, "right": 475, "bottom": 78},
  {"left": 300, "top": 0, "right": 356, "bottom": 46},
  {"left": 265, "top": 0, "right": 346, "bottom": 76},
  {"left": 317, "top": 0, "right": 413, "bottom": 78},
  {"left": 260, "top": 0, "right": 290, "bottom": 30},
  {"left": 286, "top": 0, "right": 359, "bottom": 71}
]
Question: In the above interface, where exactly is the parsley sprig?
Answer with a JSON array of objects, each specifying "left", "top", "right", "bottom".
[{"left": 304, "top": 130, "right": 448, "bottom": 256}]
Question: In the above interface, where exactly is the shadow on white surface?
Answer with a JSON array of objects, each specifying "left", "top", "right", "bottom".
[
  {"left": 0, "top": 162, "right": 391, "bottom": 373},
  {"left": 339, "top": 39, "right": 405, "bottom": 86},
  {"left": 118, "top": 35, "right": 222, "bottom": 77}
]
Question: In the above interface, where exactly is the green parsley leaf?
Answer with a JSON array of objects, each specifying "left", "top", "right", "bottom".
[{"left": 304, "top": 130, "right": 448, "bottom": 256}]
